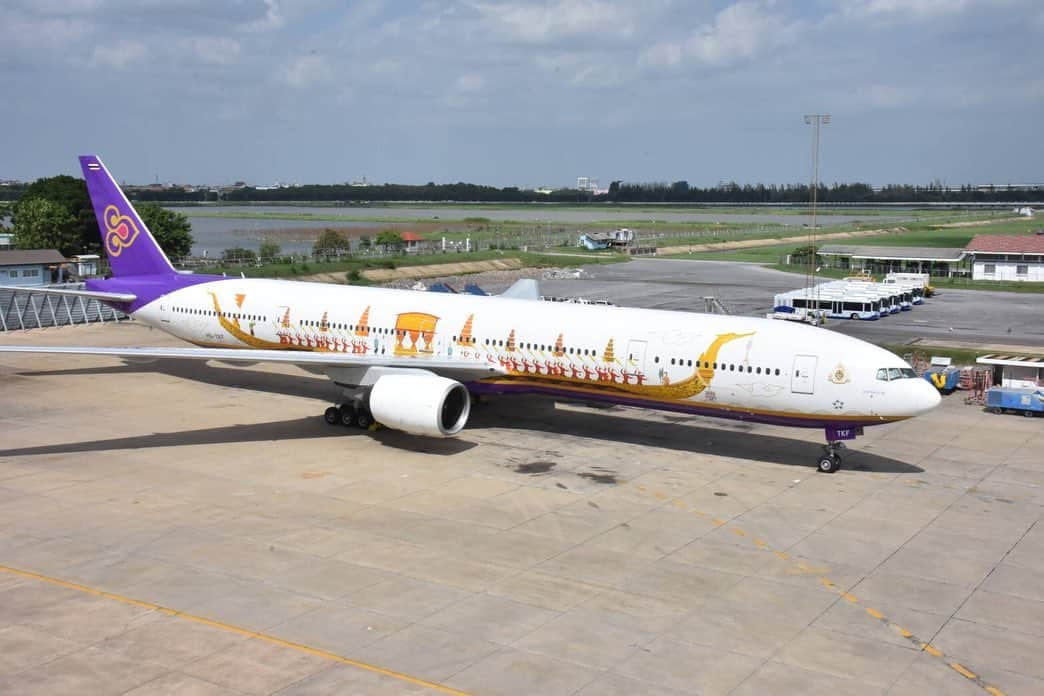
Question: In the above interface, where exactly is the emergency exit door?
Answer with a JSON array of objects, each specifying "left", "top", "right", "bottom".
[{"left": 791, "top": 355, "right": 817, "bottom": 394}]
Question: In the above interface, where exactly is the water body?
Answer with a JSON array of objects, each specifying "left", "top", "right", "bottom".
[
  {"left": 181, "top": 216, "right": 376, "bottom": 256},
  {"left": 170, "top": 205, "right": 905, "bottom": 256}
]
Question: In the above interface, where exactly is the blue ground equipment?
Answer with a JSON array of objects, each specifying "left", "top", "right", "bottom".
[{"left": 986, "top": 387, "right": 1044, "bottom": 417}]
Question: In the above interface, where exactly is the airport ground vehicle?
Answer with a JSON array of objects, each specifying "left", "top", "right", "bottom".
[{"left": 986, "top": 387, "right": 1044, "bottom": 416}]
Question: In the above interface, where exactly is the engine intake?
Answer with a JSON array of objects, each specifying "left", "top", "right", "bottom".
[{"left": 368, "top": 374, "right": 471, "bottom": 437}]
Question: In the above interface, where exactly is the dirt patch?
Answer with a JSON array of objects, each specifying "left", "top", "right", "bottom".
[
  {"left": 361, "top": 258, "right": 525, "bottom": 282},
  {"left": 656, "top": 226, "right": 909, "bottom": 256}
]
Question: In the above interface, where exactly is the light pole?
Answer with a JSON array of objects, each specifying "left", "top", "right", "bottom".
[{"left": 803, "top": 114, "right": 830, "bottom": 307}]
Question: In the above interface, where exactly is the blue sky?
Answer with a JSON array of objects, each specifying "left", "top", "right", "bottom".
[{"left": 1, "top": 0, "right": 1041, "bottom": 188}]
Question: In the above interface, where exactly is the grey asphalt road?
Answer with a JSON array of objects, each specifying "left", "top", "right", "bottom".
[{"left": 542, "top": 259, "right": 1044, "bottom": 349}]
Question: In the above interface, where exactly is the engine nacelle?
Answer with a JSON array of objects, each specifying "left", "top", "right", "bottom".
[{"left": 368, "top": 374, "right": 471, "bottom": 437}]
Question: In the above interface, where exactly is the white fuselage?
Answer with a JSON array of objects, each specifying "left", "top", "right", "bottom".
[{"left": 133, "top": 278, "right": 940, "bottom": 428}]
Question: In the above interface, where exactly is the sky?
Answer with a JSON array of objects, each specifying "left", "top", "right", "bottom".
[{"left": 1, "top": 0, "right": 1042, "bottom": 188}]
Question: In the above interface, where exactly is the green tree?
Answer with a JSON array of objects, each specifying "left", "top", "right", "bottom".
[
  {"left": 358, "top": 235, "right": 371, "bottom": 249},
  {"left": 259, "top": 239, "right": 281, "bottom": 260},
  {"left": 18, "top": 175, "right": 97, "bottom": 253},
  {"left": 221, "top": 247, "right": 257, "bottom": 263},
  {"left": 12, "top": 197, "right": 80, "bottom": 256},
  {"left": 313, "top": 228, "right": 350, "bottom": 258},
  {"left": 0, "top": 201, "right": 11, "bottom": 228},
  {"left": 137, "top": 203, "right": 194, "bottom": 259},
  {"left": 375, "top": 230, "right": 404, "bottom": 248}
]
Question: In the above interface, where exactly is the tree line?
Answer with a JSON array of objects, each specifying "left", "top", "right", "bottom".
[
  {"left": 4, "top": 177, "right": 1042, "bottom": 207},
  {"left": 0, "top": 176, "right": 193, "bottom": 259}
]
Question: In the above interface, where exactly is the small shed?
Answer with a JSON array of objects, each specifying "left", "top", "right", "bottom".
[
  {"left": 72, "top": 254, "right": 101, "bottom": 278},
  {"left": 0, "top": 249, "right": 68, "bottom": 287},
  {"left": 400, "top": 232, "right": 426, "bottom": 253},
  {"left": 976, "top": 354, "right": 1044, "bottom": 389},
  {"left": 578, "top": 232, "right": 612, "bottom": 250}
]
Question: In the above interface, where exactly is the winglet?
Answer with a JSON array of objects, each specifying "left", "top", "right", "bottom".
[
  {"left": 500, "top": 279, "right": 540, "bottom": 300},
  {"left": 79, "top": 155, "right": 176, "bottom": 277}
]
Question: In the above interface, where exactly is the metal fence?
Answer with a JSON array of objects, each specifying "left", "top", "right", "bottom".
[{"left": 0, "top": 285, "right": 127, "bottom": 332}]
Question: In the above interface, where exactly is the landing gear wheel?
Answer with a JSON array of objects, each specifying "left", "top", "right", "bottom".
[
  {"left": 355, "top": 409, "right": 373, "bottom": 429},
  {"left": 323, "top": 406, "right": 340, "bottom": 425},
  {"left": 817, "top": 455, "right": 841, "bottom": 474},
  {"left": 338, "top": 404, "right": 356, "bottom": 427}
]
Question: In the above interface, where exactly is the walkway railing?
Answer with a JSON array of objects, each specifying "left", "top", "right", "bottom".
[{"left": 0, "top": 285, "right": 127, "bottom": 332}]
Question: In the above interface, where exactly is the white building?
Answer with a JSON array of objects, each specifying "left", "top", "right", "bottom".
[{"left": 967, "top": 234, "right": 1044, "bottom": 282}]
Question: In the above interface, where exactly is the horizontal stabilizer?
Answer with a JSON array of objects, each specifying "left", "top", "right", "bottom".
[
  {"left": 0, "top": 285, "right": 137, "bottom": 303},
  {"left": 500, "top": 278, "right": 540, "bottom": 300},
  {"left": 0, "top": 345, "right": 505, "bottom": 379}
]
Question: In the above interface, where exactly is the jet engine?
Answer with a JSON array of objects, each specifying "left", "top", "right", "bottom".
[{"left": 367, "top": 374, "right": 471, "bottom": 437}]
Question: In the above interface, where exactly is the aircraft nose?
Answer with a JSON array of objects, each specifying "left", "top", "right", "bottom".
[{"left": 912, "top": 379, "right": 942, "bottom": 414}]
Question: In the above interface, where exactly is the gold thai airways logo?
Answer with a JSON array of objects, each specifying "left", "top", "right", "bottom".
[{"left": 103, "top": 204, "right": 141, "bottom": 256}]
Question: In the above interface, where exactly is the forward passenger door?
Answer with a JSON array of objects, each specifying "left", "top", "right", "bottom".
[{"left": 791, "top": 355, "right": 817, "bottom": 394}]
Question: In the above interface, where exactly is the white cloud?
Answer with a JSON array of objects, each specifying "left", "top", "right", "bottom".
[
  {"left": 477, "top": 0, "right": 637, "bottom": 43},
  {"left": 0, "top": 10, "right": 93, "bottom": 59},
  {"left": 278, "top": 54, "right": 332, "bottom": 88},
  {"left": 90, "top": 39, "right": 147, "bottom": 69},
  {"left": 642, "top": 1, "right": 805, "bottom": 69},
  {"left": 842, "top": 0, "right": 974, "bottom": 21}
]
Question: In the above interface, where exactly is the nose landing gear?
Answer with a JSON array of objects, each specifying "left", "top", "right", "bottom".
[{"left": 817, "top": 441, "right": 844, "bottom": 473}]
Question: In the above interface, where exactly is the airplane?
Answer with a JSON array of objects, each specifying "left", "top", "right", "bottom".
[{"left": 0, "top": 155, "right": 941, "bottom": 473}]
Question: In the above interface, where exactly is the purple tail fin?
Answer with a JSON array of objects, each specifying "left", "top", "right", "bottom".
[{"left": 79, "top": 155, "right": 175, "bottom": 277}]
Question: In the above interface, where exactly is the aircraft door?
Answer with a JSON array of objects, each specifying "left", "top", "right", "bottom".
[
  {"left": 626, "top": 339, "right": 648, "bottom": 378},
  {"left": 791, "top": 354, "right": 817, "bottom": 394}
]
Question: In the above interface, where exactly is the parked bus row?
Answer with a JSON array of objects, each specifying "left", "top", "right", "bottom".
[{"left": 770, "top": 273, "right": 931, "bottom": 323}]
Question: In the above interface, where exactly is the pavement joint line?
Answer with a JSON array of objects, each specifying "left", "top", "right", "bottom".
[
  {"left": 0, "top": 563, "right": 472, "bottom": 696},
  {"left": 630, "top": 482, "right": 1009, "bottom": 696}
]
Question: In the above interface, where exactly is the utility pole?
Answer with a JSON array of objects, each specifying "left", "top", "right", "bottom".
[{"left": 803, "top": 114, "right": 830, "bottom": 308}]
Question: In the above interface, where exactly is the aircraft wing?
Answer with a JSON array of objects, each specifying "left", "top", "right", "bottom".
[
  {"left": 0, "top": 285, "right": 137, "bottom": 303},
  {"left": 0, "top": 345, "right": 505, "bottom": 379}
]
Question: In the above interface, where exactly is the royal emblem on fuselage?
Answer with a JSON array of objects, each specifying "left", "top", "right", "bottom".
[
  {"left": 828, "top": 363, "right": 851, "bottom": 385},
  {"left": 103, "top": 204, "right": 141, "bottom": 256}
]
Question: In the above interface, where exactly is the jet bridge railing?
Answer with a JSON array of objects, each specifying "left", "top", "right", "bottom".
[{"left": 0, "top": 285, "right": 127, "bottom": 332}]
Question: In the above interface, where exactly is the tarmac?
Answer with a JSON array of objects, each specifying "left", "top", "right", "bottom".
[
  {"left": 540, "top": 259, "right": 1044, "bottom": 349},
  {"left": 0, "top": 297, "right": 1042, "bottom": 694}
]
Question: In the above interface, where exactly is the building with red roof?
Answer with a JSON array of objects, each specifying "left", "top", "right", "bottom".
[
  {"left": 399, "top": 231, "right": 428, "bottom": 252},
  {"left": 966, "top": 234, "right": 1044, "bottom": 281}
]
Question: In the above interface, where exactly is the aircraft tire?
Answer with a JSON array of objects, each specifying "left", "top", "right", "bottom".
[
  {"left": 323, "top": 406, "right": 340, "bottom": 425},
  {"left": 355, "top": 409, "right": 373, "bottom": 429},
  {"left": 817, "top": 455, "right": 841, "bottom": 474},
  {"left": 338, "top": 404, "right": 356, "bottom": 427}
]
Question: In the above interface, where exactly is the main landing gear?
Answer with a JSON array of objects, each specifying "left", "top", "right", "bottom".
[
  {"left": 817, "top": 441, "right": 845, "bottom": 474},
  {"left": 323, "top": 402, "right": 374, "bottom": 430}
]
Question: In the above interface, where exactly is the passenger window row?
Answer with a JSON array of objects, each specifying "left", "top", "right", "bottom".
[{"left": 653, "top": 355, "right": 782, "bottom": 376}]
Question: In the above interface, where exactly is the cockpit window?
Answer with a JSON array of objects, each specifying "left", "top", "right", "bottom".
[{"left": 877, "top": 367, "right": 918, "bottom": 381}]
